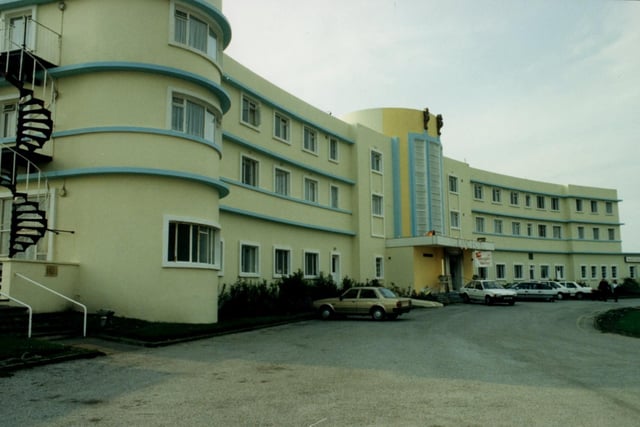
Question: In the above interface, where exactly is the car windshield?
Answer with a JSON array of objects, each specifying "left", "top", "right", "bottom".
[{"left": 378, "top": 288, "right": 397, "bottom": 298}]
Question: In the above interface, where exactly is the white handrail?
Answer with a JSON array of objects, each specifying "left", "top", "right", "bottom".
[
  {"left": 0, "top": 290, "right": 32, "bottom": 338},
  {"left": 14, "top": 273, "right": 87, "bottom": 337}
]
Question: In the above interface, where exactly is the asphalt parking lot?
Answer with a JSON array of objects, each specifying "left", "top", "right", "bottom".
[{"left": 3, "top": 299, "right": 640, "bottom": 426}]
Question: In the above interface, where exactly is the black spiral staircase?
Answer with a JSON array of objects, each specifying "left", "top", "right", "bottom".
[{"left": 0, "top": 49, "right": 55, "bottom": 258}]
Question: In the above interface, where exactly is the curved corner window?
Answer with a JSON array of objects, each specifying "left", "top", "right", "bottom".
[
  {"left": 174, "top": 7, "right": 218, "bottom": 61},
  {"left": 166, "top": 219, "right": 220, "bottom": 268},
  {"left": 171, "top": 94, "right": 216, "bottom": 143}
]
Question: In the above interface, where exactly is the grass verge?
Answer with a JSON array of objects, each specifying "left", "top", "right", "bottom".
[{"left": 595, "top": 307, "right": 640, "bottom": 338}]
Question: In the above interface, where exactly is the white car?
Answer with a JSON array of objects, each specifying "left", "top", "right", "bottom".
[
  {"left": 459, "top": 280, "right": 517, "bottom": 305},
  {"left": 540, "top": 281, "right": 571, "bottom": 300},
  {"left": 557, "top": 281, "right": 593, "bottom": 300},
  {"left": 510, "top": 281, "right": 557, "bottom": 302}
]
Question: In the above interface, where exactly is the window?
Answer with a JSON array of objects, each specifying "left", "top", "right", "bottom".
[
  {"left": 274, "top": 248, "right": 291, "bottom": 277},
  {"left": 496, "top": 264, "right": 506, "bottom": 279},
  {"left": 611, "top": 265, "right": 618, "bottom": 279},
  {"left": 450, "top": 211, "right": 460, "bottom": 229},
  {"left": 174, "top": 8, "right": 217, "bottom": 60},
  {"left": 171, "top": 95, "right": 216, "bottom": 142},
  {"left": 510, "top": 192, "right": 519, "bottom": 206},
  {"left": 304, "top": 251, "right": 319, "bottom": 278},
  {"left": 608, "top": 228, "right": 615, "bottom": 241},
  {"left": 580, "top": 265, "right": 587, "bottom": 280},
  {"left": 370, "top": 150, "right": 383, "bottom": 173},
  {"left": 551, "top": 197, "right": 560, "bottom": 211},
  {"left": 512, "top": 222, "right": 521, "bottom": 236},
  {"left": 590, "top": 200, "right": 598, "bottom": 213},
  {"left": 630, "top": 265, "right": 636, "bottom": 279},
  {"left": 375, "top": 256, "right": 384, "bottom": 279},
  {"left": 274, "top": 168, "right": 290, "bottom": 196},
  {"left": 304, "top": 178, "right": 318, "bottom": 203},
  {"left": 273, "top": 112, "right": 290, "bottom": 142},
  {"left": 529, "top": 265, "right": 536, "bottom": 280},
  {"left": 0, "top": 195, "right": 48, "bottom": 260},
  {"left": 536, "top": 195, "right": 545, "bottom": 209},
  {"left": 540, "top": 265, "right": 549, "bottom": 279},
  {"left": 1, "top": 102, "right": 17, "bottom": 138},
  {"left": 605, "top": 202, "right": 613, "bottom": 214},
  {"left": 240, "top": 243, "right": 259, "bottom": 275},
  {"left": 473, "top": 184, "right": 483, "bottom": 200},
  {"left": 591, "top": 265, "right": 597, "bottom": 279},
  {"left": 330, "top": 185, "right": 339, "bottom": 209},
  {"left": 241, "top": 95, "right": 260, "bottom": 127},
  {"left": 372, "top": 194, "right": 384, "bottom": 216},
  {"left": 593, "top": 227, "right": 600, "bottom": 240},
  {"left": 475, "top": 217, "right": 485, "bottom": 233},
  {"left": 576, "top": 199, "right": 583, "bottom": 212},
  {"left": 492, "top": 188, "right": 501, "bottom": 203},
  {"left": 4, "top": 11, "right": 34, "bottom": 51},
  {"left": 538, "top": 224, "right": 547, "bottom": 238},
  {"left": 553, "top": 226, "right": 562, "bottom": 239},
  {"left": 329, "top": 138, "right": 339, "bottom": 162},
  {"left": 577, "top": 226, "right": 585, "bottom": 240},
  {"left": 527, "top": 223, "right": 533, "bottom": 237},
  {"left": 303, "top": 126, "right": 317, "bottom": 153},
  {"left": 449, "top": 176, "right": 458, "bottom": 193},
  {"left": 241, "top": 156, "right": 258, "bottom": 187},
  {"left": 601, "top": 265, "right": 607, "bottom": 279},
  {"left": 494, "top": 219, "right": 503, "bottom": 234},
  {"left": 166, "top": 220, "right": 218, "bottom": 266},
  {"left": 514, "top": 264, "right": 524, "bottom": 280},
  {"left": 525, "top": 195, "right": 532, "bottom": 207}
]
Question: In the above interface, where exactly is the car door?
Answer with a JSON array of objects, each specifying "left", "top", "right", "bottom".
[
  {"left": 334, "top": 288, "right": 360, "bottom": 315},
  {"left": 465, "top": 281, "right": 480, "bottom": 301},
  {"left": 515, "top": 282, "right": 532, "bottom": 300},
  {"left": 357, "top": 288, "right": 378, "bottom": 314}
]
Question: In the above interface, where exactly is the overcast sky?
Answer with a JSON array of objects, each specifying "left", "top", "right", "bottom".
[{"left": 222, "top": 0, "right": 640, "bottom": 252}]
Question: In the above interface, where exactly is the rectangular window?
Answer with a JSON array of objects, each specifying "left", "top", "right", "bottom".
[
  {"left": 274, "top": 112, "right": 289, "bottom": 141},
  {"left": 274, "top": 168, "right": 290, "bottom": 196},
  {"left": 167, "top": 220, "right": 218, "bottom": 266},
  {"left": 496, "top": 264, "right": 506, "bottom": 279},
  {"left": 510, "top": 192, "right": 519, "bottom": 206},
  {"left": 551, "top": 197, "right": 560, "bottom": 211},
  {"left": 475, "top": 217, "right": 485, "bottom": 233},
  {"left": 370, "top": 150, "right": 383, "bottom": 173},
  {"left": 601, "top": 265, "right": 607, "bottom": 279},
  {"left": 241, "top": 95, "right": 260, "bottom": 127},
  {"left": 512, "top": 222, "right": 521, "bottom": 236},
  {"left": 450, "top": 211, "right": 460, "bottom": 229},
  {"left": 591, "top": 265, "right": 597, "bottom": 279},
  {"left": 525, "top": 195, "right": 531, "bottom": 208},
  {"left": 474, "top": 184, "right": 483, "bottom": 200},
  {"left": 611, "top": 265, "right": 618, "bottom": 279},
  {"left": 372, "top": 194, "right": 384, "bottom": 216},
  {"left": 578, "top": 226, "right": 585, "bottom": 240},
  {"left": 605, "top": 202, "right": 613, "bottom": 214},
  {"left": 241, "top": 156, "right": 259, "bottom": 187},
  {"left": 553, "top": 226, "right": 562, "bottom": 239},
  {"left": 608, "top": 228, "right": 615, "bottom": 241},
  {"left": 555, "top": 265, "right": 565, "bottom": 280},
  {"left": 1, "top": 102, "right": 17, "bottom": 138},
  {"left": 274, "top": 248, "right": 291, "bottom": 277},
  {"left": 303, "top": 126, "right": 318, "bottom": 153},
  {"left": 329, "top": 138, "right": 339, "bottom": 162},
  {"left": 174, "top": 8, "right": 217, "bottom": 60},
  {"left": 448, "top": 176, "right": 458, "bottom": 193},
  {"left": 580, "top": 265, "right": 587, "bottom": 280},
  {"left": 304, "top": 178, "right": 318, "bottom": 203},
  {"left": 537, "top": 195, "right": 545, "bottom": 209},
  {"left": 538, "top": 224, "right": 547, "bottom": 238},
  {"left": 630, "top": 265, "right": 636, "bottom": 279},
  {"left": 375, "top": 256, "right": 384, "bottom": 279},
  {"left": 514, "top": 264, "right": 523, "bottom": 280},
  {"left": 540, "top": 265, "right": 549, "bottom": 280},
  {"left": 330, "top": 185, "right": 339, "bottom": 209},
  {"left": 492, "top": 188, "right": 501, "bottom": 203},
  {"left": 171, "top": 95, "right": 216, "bottom": 142},
  {"left": 590, "top": 200, "right": 598, "bottom": 213},
  {"left": 5, "top": 12, "right": 34, "bottom": 51},
  {"left": 494, "top": 219, "right": 503, "bottom": 234},
  {"left": 304, "top": 251, "right": 319, "bottom": 278},
  {"left": 576, "top": 199, "right": 583, "bottom": 212},
  {"left": 527, "top": 223, "right": 533, "bottom": 237},
  {"left": 593, "top": 228, "right": 600, "bottom": 240},
  {"left": 240, "top": 243, "right": 259, "bottom": 275}
]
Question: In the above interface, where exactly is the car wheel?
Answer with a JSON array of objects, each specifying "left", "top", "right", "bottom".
[
  {"left": 371, "top": 307, "right": 386, "bottom": 321},
  {"left": 576, "top": 292, "right": 584, "bottom": 300},
  {"left": 485, "top": 296, "right": 493, "bottom": 306},
  {"left": 462, "top": 294, "right": 470, "bottom": 303},
  {"left": 319, "top": 305, "right": 333, "bottom": 320},
  {"left": 556, "top": 293, "right": 563, "bottom": 300}
]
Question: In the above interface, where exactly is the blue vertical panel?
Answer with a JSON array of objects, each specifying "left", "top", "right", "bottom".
[{"left": 391, "top": 137, "right": 402, "bottom": 238}]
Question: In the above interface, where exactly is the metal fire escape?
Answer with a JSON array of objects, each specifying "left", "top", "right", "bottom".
[{"left": 0, "top": 17, "right": 57, "bottom": 257}]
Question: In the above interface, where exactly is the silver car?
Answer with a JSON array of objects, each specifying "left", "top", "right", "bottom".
[
  {"left": 459, "top": 280, "right": 517, "bottom": 305},
  {"left": 510, "top": 281, "right": 557, "bottom": 302},
  {"left": 557, "top": 281, "right": 593, "bottom": 300}
]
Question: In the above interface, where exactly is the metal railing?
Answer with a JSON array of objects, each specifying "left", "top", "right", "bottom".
[
  {"left": 14, "top": 273, "right": 87, "bottom": 337},
  {"left": 1, "top": 17, "right": 61, "bottom": 65},
  {"left": 0, "top": 289, "right": 33, "bottom": 337}
]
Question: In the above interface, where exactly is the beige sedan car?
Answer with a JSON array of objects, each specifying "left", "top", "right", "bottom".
[{"left": 313, "top": 286, "right": 412, "bottom": 320}]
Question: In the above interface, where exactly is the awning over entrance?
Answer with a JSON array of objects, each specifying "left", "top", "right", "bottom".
[{"left": 385, "top": 235, "right": 495, "bottom": 252}]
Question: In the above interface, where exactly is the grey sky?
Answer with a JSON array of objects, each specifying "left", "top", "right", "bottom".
[{"left": 223, "top": 0, "right": 640, "bottom": 252}]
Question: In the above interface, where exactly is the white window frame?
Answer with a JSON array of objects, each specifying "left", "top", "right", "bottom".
[
  {"left": 605, "top": 201, "right": 613, "bottom": 215},
  {"left": 553, "top": 225, "right": 562, "bottom": 239},
  {"left": 514, "top": 264, "right": 524, "bottom": 280},
  {"left": 274, "top": 167, "right": 290, "bottom": 196},
  {"left": 494, "top": 219, "right": 503, "bottom": 234},
  {"left": 330, "top": 185, "right": 339, "bottom": 209},
  {"left": 510, "top": 191, "right": 519, "bottom": 206},
  {"left": 375, "top": 255, "right": 384, "bottom": 279},
  {"left": 590, "top": 200, "right": 598, "bottom": 213},
  {"left": 554, "top": 265, "right": 565, "bottom": 280},
  {"left": 329, "top": 138, "right": 339, "bottom": 162},
  {"left": 303, "top": 126, "right": 318, "bottom": 154},
  {"left": 0, "top": 98, "right": 18, "bottom": 139},
  {"left": 538, "top": 224, "right": 547, "bottom": 238},
  {"left": 608, "top": 228, "right": 615, "bottom": 241},
  {"left": 172, "top": 4, "right": 218, "bottom": 61},
  {"left": 2, "top": 8, "right": 36, "bottom": 51},
  {"left": 576, "top": 199, "right": 583, "bottom": 212},
  {"left": 170, "top": 91, "right": 217, "bottom": 143},
  {"left": 496, "top": 263, "right": 506, "bottom": 279},
  {"left": 540, "top": 264, "right": 549, "bottom": 280},
  {"left": 537, "top": 195, "right": 545, "bottom": 210},
  {"left": 241, "top": 155, "right": 259, "bottom": 187},
  {"left": 163, "top": 215, "right": 220, "bottom": 269},
  {"left": 273, "top": 111, "right": 290, "bottom": 143},
  {"left": 303, "top": 250, "right": 320, "bottom": 278},
  {"left": 372, "top": 193, "right": 384, "bottom": 217},
  {"left": 475, "top": 216, "right": 485, "bottom": 233},
  {"left": 551, "top": 197, "right": 560, "bottom": 211},
  {"left": 303, "top": 177, "right": 318, "bottom": 203},
  {"left": 448, "top": 175, "right": 458, "bottom": 193},
  {"left": 273, "top": 246, "right": 291, "bottom": 278},
  {"left": 580, "top": 265, "right": 587, "bottom": 280},
  {"left": 239, "top": 241, "right": 260, "bottom": 277},
  {"left": 492, "top": 188, "right": 501, "bottom": 203},
  {"left": 450, "top": 210, "right": 460, "bottom": 229},
  {"left": 512, "top": 222, "right": 521, "bottom": 236},
  {"left": 473, "top": 184, "right": 483, "bottom": 200},
  {"left": 240, "top": 94, "right": 260, "bottom": 128},
  {"left": 577, "top": 226, "right": 585, "bottom": 240},
  {"left": 593, "top": 227, "right": 600, "bottom": 240},
  {"left": 370, "top": 150, "right": 383, "bottom": 173}
]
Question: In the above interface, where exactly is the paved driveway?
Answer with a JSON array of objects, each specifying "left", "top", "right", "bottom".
[{"left": 3, "top": 300, "right": 640, "bottom": 426}]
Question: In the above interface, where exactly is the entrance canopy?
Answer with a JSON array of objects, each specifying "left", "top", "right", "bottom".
[{"left": 386, "top": 235, "right": 495, "bottom": 252}]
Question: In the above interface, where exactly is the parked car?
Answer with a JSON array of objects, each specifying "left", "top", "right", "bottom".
[
  {"left": 557, "top": 281, "right": 593, "bottom": 299},
  {"left": 510, "top": 281, "right": 557, "bottom": 302},
  {"left": 313, "top": 287, "right": 412, "bottom": 320},
  {"left": 459, "top": 280, "right": 517, "bottom": 305},
  {"left": 540, "top": 281, "right": 571, "bottom": 300}
]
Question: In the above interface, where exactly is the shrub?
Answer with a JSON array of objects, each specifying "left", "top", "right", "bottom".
[{"left": 618, "top": 278, "right": 640, "bottom": 296}]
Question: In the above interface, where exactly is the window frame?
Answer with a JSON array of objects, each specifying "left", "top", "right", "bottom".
[
  {"left": 303, "top": 177, "right": 319, "bottom": 203},
  {"left": 492, "top": 188, "right": 501, "bottom": 203},
  {"left": 371, "top": 193, "right": 384, "bottom": 217},
  {"left": 170, "top": 91, "right": 217, "bottom": 143},
  {"left": 273, "top": 246, "right": 291, "bottom": 278},
  {"left": 273, "top": 111, "right": 290, "bottom": 143},
  {"left": 330, "top": 185, "right": 339, "bottom": 209},
  {"left": 302, "top": 126, "right": 318, "bottom": 154},
  {"left": 329, "top": 138, "right": 339, "bottom": 162},
  {"left": 172, "top": 5, "right": 219, "bottom": 62},
  {"left": 450, "top": 210, "right": 460, "bottom": 229},
  {"left": 163, "top": 215, "right": 220, "bottom": 269},
  {"left": 274, "top": 167, "right": 290, "bottom": 196},
  {"left": 241, "top": 155, "right": 259, "bottom": 187},
  {"left": 303, "top": 250, "right": 320, "bottom": 278},
  {"left": 240, "top": 94, "right": 261, "bottom": 129},
  {"left": 448, "top": 175, "right": 458, "bottom": 194},
  {"left": 370, "top": 150, "right": 383, "bottom": 173},
  {"left": 239, "top": 241, "right": 260, "bottom": 277},
  {"left": 375, "top": 255, "right": 384, "bottom": 279},
  {"left": 473, "top": 184, "right": 483, "bottom": 200}
]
